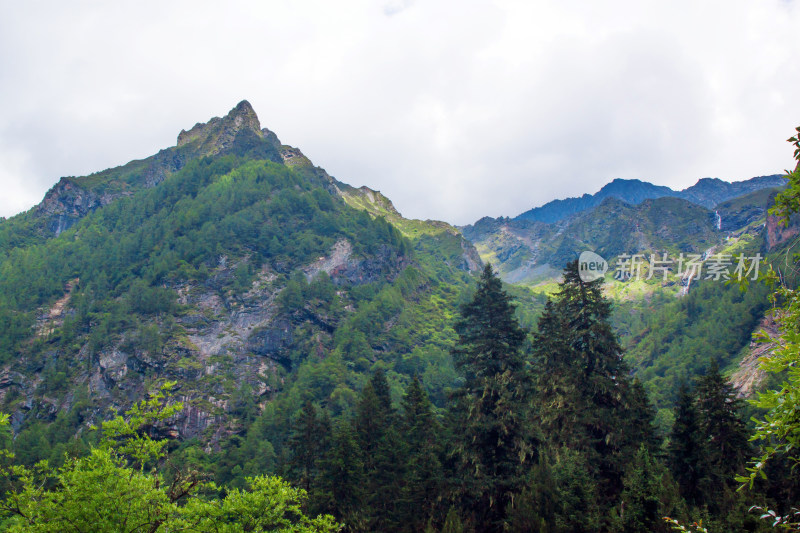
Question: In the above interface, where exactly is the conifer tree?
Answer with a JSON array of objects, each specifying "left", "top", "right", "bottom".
[
  {"left": 399, "top": 376, "right": 445, "bottom": 532},
  {"left": 694, "top": 361, "right": 750, "bottom": 511},
  {"left": 532, "top": 260, "right": 655, "bottom": 505},
  {"left": 612, "top": 445, "right": 681, "bottom": 533},
  {"left": 441, "top": 507, "right": 467, "bottom": 533},
  {"left": 354, "top": 370, "right": 403, "bottom": 531},
  {"left": 530, "top": 299, "right": 579, "bottom": 447},
  {"left": 316, "top": 420, "right": 366, "bottom": 531},
  {"left": 450, "top": 263, "right": 535, "bottom": 531},
  {"left": 668, "top": 381, "right": 703, "bottom": 506},
  {"left": 288, "top": 400, "right": 329, "bottom": 494},
  {"left": 626, "top": 378, "right": 660, "bottom": 452}
]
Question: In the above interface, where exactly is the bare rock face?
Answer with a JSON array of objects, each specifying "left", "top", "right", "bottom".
[
  {"left": 460, "top": 237, "right": 482, "bottom": 272},
  {"left": 36, "top": 179, "right": 116, "bottom": 235},
  {"left": 766, "top": 211, "right": 800, "bottom": 250},
  {"left": 730, "top": 313, "right": 780, "bottom": 398}
]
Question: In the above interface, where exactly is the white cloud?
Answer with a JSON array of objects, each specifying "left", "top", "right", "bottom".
[{"left": 0, "top": 0, "right": 798, "bottom": 224}]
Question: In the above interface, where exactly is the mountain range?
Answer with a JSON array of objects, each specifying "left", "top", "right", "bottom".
[
  {"left": 0, "top": 100, "right": 795, "bottom": 463},
  {"left": 513, "top": 175, "right": 786, "bottom": 224},
  {"left": 463, "top": 176, "right": 787, "bottom": 285}
]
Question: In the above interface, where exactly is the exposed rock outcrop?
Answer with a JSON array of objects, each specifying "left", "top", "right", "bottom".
[
  {"left": 177, "top": 100, "right": 267, "bottom": 156},
  {"left": 730, "top": 313, "right": 780, "bottom": 398},
  {"left": 766, "top": 210, "right": 800, "bottom": 250},
  {"left": 36, "top": 180, "right": 118, "bottom": 235}
]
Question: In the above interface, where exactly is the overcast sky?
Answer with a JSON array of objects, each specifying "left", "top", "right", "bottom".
[{"left": 1, "top": 1, "right": 798, "bottom": 225}]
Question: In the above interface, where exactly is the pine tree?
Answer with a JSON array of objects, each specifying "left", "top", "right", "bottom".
[
  {"left": 668, "top": 381, "right": 703, "bottom": 506},
  {"left": 316, "top": 420, "right": 366, "bottom": 532},
  {"left": 532, "top": 299, "right": 585, "bottom": 449},
  {"left": 612, "top": 445, "right": 680, "bottom": 533},
  {"left": 694, "top": 361, "right": 750, "bottom": 512},
  {"left": 441, "top": 507, "right": 467, "bottom": 533},
  {"left": 449, "top": 263, "right": 535, "bottom": 531},
  {"left": 531, "top": 260, "right": 656, "bottom": 505},
  {"left": 288, "top": 400, "right": 328, "bottom": 494},
  {"left": 354, "top": 369, "right": 403, "bottom": 531},
  {"left": 626, "top": 378, "right": 660, "bottom": 452},
  {"left": 398, "top": 376, "right": 445, "bottom": 532}
]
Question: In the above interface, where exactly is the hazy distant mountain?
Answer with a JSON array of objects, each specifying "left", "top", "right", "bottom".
[
  {"left": 514, "top": 179, "right": 676, "bottom": 223},
  {"left": 464, "top": 195, "right": 725, "bottom": 284},
  {"left": 463, "top": 175, "right": 787, "bottom": 284},
  {"left": 513, "top": 175, "right": 786, "bottom": 224}
]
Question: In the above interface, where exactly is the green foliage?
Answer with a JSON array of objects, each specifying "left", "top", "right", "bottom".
[
  {"left": 450, "top": 263, "right": 536, "bottom": 531},
  {"left": 316, "top": 420, "right": 366, "bottom": 530},
  {"left": 611, "top": 446, "right": 682, "bottom": 533},
  {"left": 664, "top": 126, "right": 800, "bottom": 533},
  {"left": 740, "top": 270, "right": 800, "bottom": 493},
  {"left": 352, "top": 370, "right": 403, "bottom": 531},
  {"left": 398, "top": 376, "right": 445, "bottom": 532},
  {"left": 532, "top": 260, "right": 656, "bottom": 509},
  {"left": 0, "top": 384, "right": 339, "bottom": 532},
  {"left": 770, "top": 126, "right": 800, "bottom": 221},
  {"left": 180, "top": 475, "right": 340, "bottom": 533},
  {"left": 2, "top": 107, "right": 792, "bottom": 533},
  {"left": 626, "top": 276, "right": 769, "bottom": 412},
  {"left": 735, "top": 132, "right": 800, "bottom": 529},
  {"left": 694, "top": 362, "right": 750, "bottom": 503},
  {"left": 668, "top": 382, "right": 704, "bottom": 506},
  {"left": 287, "top": 400, "right": 329, "bottom": 494}
]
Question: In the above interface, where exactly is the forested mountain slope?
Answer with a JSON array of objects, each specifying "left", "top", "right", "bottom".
[
  {"left": 1, "top": 101, "right": 798, "bottom": 532},
  {"left": 0, "top": 102, "right": 491, "bottom": 465}
]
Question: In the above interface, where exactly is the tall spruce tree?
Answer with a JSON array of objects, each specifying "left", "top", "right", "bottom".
[
  {"left": 694, "top": 361, "right": 750, "bottom": 512},
  {"left": 611, "top": 445, "right": 681, "bottom": 533},
  {"left": 532, "top": 260, "right": 656, "bottom": 505},
  {"left": 316, "top": 420, "right": 366, "bottom": 532},
  {"left": 398, "top": 376, "right": 445, "bottom": 532},
  {"left": 288, "top": 400, "right": 329, "bottom": 494},
  {"left": 449, "top": 263, "right": 535, "bottom": 531},
  {"left": 668, "top": 381, "right": 703, "bottom": 506},
  {"left": 354, "top": 370, "right": 403, "bottom": 531}
]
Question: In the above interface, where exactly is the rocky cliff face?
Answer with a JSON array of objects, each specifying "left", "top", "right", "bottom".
[
  {"left": 766, "top": 210, "right": 800, "bottom": 250},
  {"left": 36, "top": 179, "right": 117, "bottom": 235},
  {"left": 4, "top": 230, "right": 411, "bottom": 442},
  {"left": 0, "top": 101, "right": 440, "bottom": 445},
  {"left": 730, "top": 313, "right": 780, "bottom": 398},
  {"left": 177, "top": 100, "right": 275, "bottom": 157}
]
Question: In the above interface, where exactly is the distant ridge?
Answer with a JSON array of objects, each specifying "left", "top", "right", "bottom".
[{"left": 513, "top": 175, "right": 787, "bottom": 224}]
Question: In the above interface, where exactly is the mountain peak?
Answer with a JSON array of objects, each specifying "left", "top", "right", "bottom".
[
  {"left": 176, "top": 100, "right": 266, "bottom": 151},
  {"left": 232, "top": 99, "right": 256, "bottom": 115}
]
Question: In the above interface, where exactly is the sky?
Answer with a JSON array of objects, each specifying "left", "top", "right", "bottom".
[{"left": 1, "top": 1, "right": 799, "bottom": 225}]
